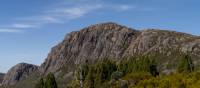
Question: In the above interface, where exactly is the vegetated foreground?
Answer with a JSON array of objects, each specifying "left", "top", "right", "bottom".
[
  {"left": 65, "top": 54, "right": 199, "bottom": 88},
  {"left": 31, "top": 55, "right": 200, "bottom": 88},
  {"left": 1, "top": 22, "right": 200, "bottom": 88}
]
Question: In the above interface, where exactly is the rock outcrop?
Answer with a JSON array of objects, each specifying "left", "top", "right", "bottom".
[
  {"left": 40, "top": 22, "right": 200, "bottom": 75},
  {"left": 2, "top": 63, "right": 38, "bottom": 85},
  {"left": 3, "top": 22, "right": 200, "bottom": 86},
  {"left": 40, "top": 22, "right": 139, "bottom": 74}
]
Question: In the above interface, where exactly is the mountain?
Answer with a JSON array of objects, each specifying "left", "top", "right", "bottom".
[
  {"left": 2, "top": 22, "right": 200, "bottom": 87},
  {"left": 40, "top": 22, "right": 200, "bottom": 75},
  {"left": 2, "top": 63, "right": 38, "bottom": 85},
  {"left": 40, "top": 22, "right": 138, "bottom": 74}
]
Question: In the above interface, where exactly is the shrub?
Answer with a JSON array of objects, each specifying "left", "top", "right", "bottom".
[
  {"left": 111, "top": 71, "right": 123, "bottom": 80},
  {"left": 177, "top": 55, "right": 194, "bottom": 73},
  {"left": 118, "top": 56, "right": 159, "bottom": 77},
  {"left": 45, "top": 73, "right": 58, "bottom": 88},
  {"left": 35, "top": 78, "right": 45, "bottom": 88},
  {"left": 34, "top": 73, "right": 58, "bottom": 88}
]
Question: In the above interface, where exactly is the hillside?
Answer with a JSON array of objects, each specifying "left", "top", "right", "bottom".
[
  {"left": 40, "top": 22, "right": 200, "bottom": 75},
  {"left": 2, "top": 63, "right": 38, "bottom": 86},
  {"left": 2, "top": 22, "right": 200, "bottom": 88}
]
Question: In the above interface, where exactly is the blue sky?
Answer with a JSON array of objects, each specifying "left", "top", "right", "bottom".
[{"left": 0, "top": 0, "right": 200, "bottom": 73}]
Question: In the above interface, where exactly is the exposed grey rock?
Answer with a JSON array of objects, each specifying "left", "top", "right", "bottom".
[
  {"left": 4, "top": 22, "right": 200, "bottom": 86},
  {"left": 40, "top": 22, "right": 138, "bottom": 74},
  {"left": 39, "top": 22, "right": 200, "bottom": 75},
  {"left": 2, "top": 63, "right": 38, "bottom": 85}
]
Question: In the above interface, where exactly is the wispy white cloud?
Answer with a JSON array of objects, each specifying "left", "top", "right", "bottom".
[
  {"left": 40, "top": 4, "right": 103, "bottom": 23},
  {"left": 0, "top": 29, "right": 22, "bottom": 33},
  {"left": 0, "top": 23, "right": 36, "bottom": 33},
  {"left": 0, "top": 3, "right": 104, "bottom": 33},
  {"left": 41, "top": 16, "right": 63, "bottom": 23},
  {"left": 20, "top": 4, "right": 136, "bottom": 26},
  {"left": 13, "top": 4, "right": 103, "bottom": 28},
  {"left": 117, "top": 5, "right": 135, "bottom": 11},
  {"left": 11, "top": 23, "right": 36, "bottom": 29},
  {"left": 108, "top": 4, "right": 155, "bottom": 12},
  {"left": 0, "top": 0, "right": 154, "bottom": 33}
]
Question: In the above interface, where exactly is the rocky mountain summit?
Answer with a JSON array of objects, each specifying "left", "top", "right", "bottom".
[
  {"left": 40, "top": 22, "right": 138, "bottom": 74},
  {"left": 2, "top": 22, "right": 200, "bottom": 87},
  {"left": 2, "top": 63, "right": 38, "bottom": 85},
  {"left": 40, "top": 22, "right": 200, "bottom": 75}
]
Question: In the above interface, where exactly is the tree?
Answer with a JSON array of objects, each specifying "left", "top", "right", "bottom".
[
  {"left": 45, "top": 73, "right": 58, "bottom": 88},
  {"left": 177, "top": 55, "right": 194, "bottom": 73},
  {"left": 111, "top": 71, "right": 123, "bottom": 80},
  {"left": 74, "top": 60, "right": 89, "bottom": 88},
  {"left": 84, "top": 66, "right": 95, "bottom": 88},
  {"left": 117, "top": 56, "right": 159, "bottom": 76},
  {"left": 150, "top": 64, "right": 159, "bottom": 77},
  {"left": 84, "top": 59, "right": 117, "bottom": 88},
  {"left": 35, "top": 78, "right": 45, "bottom": 88}
]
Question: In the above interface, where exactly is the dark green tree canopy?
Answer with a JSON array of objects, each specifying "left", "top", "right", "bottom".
[
  {"left": 34, "top": 73, "right": 58, "bottom": 88},
  {"left": 177, "top": 55, "right": 194, "bottom": 73}
]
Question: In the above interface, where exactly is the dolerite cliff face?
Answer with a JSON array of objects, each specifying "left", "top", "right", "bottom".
[
  {"left": 40, "top": 22, "right": 200, "bottom": 75},
  {"left": 3, "top": 22, "right": 200, "bottom": 86},
  {"left": 2, "top": 63, "right": 38, "bottom": 85},
  {"left": 40, "top": 22, "right": 138, "bottom": 74}
]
